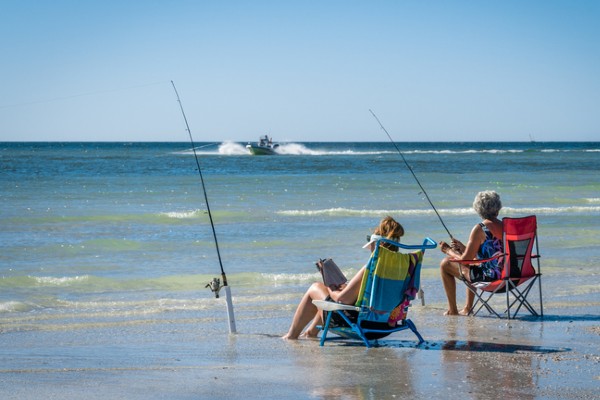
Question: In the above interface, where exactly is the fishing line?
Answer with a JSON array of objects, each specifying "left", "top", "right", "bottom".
[
  {"left": 0, "top": 81, "right": 166, "bottom": 109},
  {"left": 171, "top": 80, "right": 236, "bottom": 333},
  {"left": 369, "top": 109, "right": 453, "bottom": 239}
]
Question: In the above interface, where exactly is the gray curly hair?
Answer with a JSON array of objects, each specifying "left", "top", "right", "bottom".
[{"left": 472, "top": 191, "right": 502, "bottom": 219}]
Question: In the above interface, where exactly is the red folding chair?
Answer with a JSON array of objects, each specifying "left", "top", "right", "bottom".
[{"left": 454, "top": 215, "right": 543, "bottom": 319}]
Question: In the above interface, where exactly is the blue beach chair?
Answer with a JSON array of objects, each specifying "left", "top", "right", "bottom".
[{"left": 313, "top": 237, "right": 437, "bottom": 347}]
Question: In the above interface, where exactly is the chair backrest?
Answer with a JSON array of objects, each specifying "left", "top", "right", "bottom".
[
  {"left": 501, "top": 216, "right": 539, "bottom": 281},
  {"left": 355, "top": 238, "right": 435, "bottom": 323}
]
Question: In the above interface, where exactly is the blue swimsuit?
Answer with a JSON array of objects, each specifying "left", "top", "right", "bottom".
[{"left": 473, "top": 222, "right": 503, "bottom": 282}]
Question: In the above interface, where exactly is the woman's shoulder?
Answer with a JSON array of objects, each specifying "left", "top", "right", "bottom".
[
  {"left": 482, "top": 219, "right": 503, "bottom": 239},
  {"left": 470, "top": 222, "right": 487, "bottom": 240}
]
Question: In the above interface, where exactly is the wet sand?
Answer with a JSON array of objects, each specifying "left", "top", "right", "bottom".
[{"left": 1, "top": 303, "right": 598, "bottom": 400}]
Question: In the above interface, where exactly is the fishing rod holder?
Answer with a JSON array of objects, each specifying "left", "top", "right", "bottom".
[{"left": 205, "top": 277, "right": 223, "bottom": 298}]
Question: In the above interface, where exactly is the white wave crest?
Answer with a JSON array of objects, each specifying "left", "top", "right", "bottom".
[
  {"left": 278, "top": 206, "right": 600, "bottom": 217},
  {"left": 410, "top": 149, "right": 524, "bottom": 154},
  {"left": 277, "top": 207, "right": 473, "bottom": 217},
  {"left": 34, "top": 275, "right": 91, "bottom": 286},
  {"left": 160, "top": 210, "right": 203, "bottom": 219},
  {"left": 503, "top": 206, "right": 600, "bottom": 214}
]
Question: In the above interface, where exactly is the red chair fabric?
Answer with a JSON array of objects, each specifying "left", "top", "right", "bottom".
[{"left": 455, "top": 215, "right": 543, "bottom": 319}]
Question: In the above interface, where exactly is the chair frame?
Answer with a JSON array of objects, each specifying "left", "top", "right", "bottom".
[
  {"left": 454, "top": 215, "right": 543, "bottom": 319},
  {"left": 314, "top": 237, "right": 437, "bottom": 347}
]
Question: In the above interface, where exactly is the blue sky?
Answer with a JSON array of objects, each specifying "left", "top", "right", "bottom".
[{"left": 1, "top": 1, "right": 598, "bottom": 142}]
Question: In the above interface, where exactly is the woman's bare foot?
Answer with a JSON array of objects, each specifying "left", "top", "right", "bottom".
[
  {"left": 299, "top": 333, "right": 319, "bottom": 340},
  {"left": 444, "top": 309, "right": 459, "bottom": 316},
  {"left": 281, "top": 333, "right": 298, "bottom": 340},
  {"left": 299, "top": 328, "right": 319, "bottom": 339},
  {"left": 458, "top": 307, "right": 471, "bottom": 316}
]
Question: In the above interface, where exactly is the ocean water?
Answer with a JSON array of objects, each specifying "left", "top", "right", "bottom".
[{"left": 1, "top": 141, "right": 599, "bottom": 342}]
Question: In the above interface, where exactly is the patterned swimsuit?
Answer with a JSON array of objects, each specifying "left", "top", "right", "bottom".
[{"left": 474, "top": 222, "right": 503, "bottom": 281}]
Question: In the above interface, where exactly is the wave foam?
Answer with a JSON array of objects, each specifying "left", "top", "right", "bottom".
[
  {"left": 503, "top": 206, "right": 600, "bottom": 214},
  {"left": 176, "top": 142, "right": 600, "bottom": 156},
  {"left": 34, "top": 275, "right": 91, "bottom": 286},
  {"left": 160, "top": 210, "right": 203, "bottom": 219},
  {"left": 277, "top": 207, "right": 472, "bottom": 217},
  {"left": 277, "top": 206, "right": 600, "bottom": 217},
  {"left": 218, "top": 141, "right": 248, "bottom": 155},
  {"left": 274, "top": 143, "right": 321, "bottom": 155}
]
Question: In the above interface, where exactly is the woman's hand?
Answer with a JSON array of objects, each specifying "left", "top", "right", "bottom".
[
  {"left": 439, "top": 241, "right": 451, "bottom": 254},
  {"left": 450, "top": 238, "right": 465, "bottom": 253}
]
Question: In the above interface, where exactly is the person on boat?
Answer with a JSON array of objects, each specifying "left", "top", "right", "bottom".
[
  {"left": 282, "top": 216, "right": 405, "bottom": 340},
  {"left": 438, "top": 190, "right": 504, "bottom": 316}
]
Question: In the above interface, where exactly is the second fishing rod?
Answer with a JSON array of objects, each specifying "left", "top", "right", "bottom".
[
  {"left": 171, "top": 80, "right": 237, "bottom": 334},
  {"left": 369, "top": 109, "right": 454, "bottom": 240}
]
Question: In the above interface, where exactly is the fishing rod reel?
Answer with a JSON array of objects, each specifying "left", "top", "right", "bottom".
[{"left": 205, "top": 277, "right": 223, "bottom": 298}]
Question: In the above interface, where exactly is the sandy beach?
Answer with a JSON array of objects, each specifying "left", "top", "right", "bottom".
[{"left": 1, "top": 292, "right": 598, "bottom": 399}]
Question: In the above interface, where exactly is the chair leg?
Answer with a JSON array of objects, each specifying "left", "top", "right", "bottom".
[
  {"left": 319, "top": 311, "right": 334, "bottom": 347},
  {"left": 506, "top": 284, "right": 511, "bottom": 319},
  {"left": 406, "top": 319, "right": 424, "bottom": 344},
  {"left": 471, "top": 287, "right": 503, "bottom": 318},
  {"left": 538, "top": 274, "right": 544, "bottom": 317},
  {"left": 507, "top": 279, "right": 539, "bottom": 318},
  {"left": 347, "top": 319, "right": 371, "bottom": 348}
]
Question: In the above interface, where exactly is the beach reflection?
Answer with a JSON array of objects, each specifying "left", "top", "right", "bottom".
[
  {"left": 440, "top": 318, "right": 537, "bottom": 399},
  {"left": 282, "top": 318, "right": 564, "bottom": 399},
  {"left": 289, "top": 343, "right": 417, "bottom": 399}
]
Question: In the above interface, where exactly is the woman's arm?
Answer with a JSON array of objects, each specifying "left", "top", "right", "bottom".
[
  {"left": 441, "top": 224, "right": 484, "bottom": 261},
  {"left": 328, "top": 266, "right": 365, "bottom": 304}
]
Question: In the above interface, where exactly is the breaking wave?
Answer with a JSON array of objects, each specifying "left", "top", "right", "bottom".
[{"left": 277, "top": 206, "right": 600, "bottom": 217}]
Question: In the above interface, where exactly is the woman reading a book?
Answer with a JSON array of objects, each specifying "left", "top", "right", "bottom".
[{"left": 282, "top": 216, "right": 404, "bottom": 340}]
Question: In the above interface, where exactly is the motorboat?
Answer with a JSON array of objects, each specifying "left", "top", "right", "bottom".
[{"left": 246, "top": 135, "right": 280, "bottom": 155}]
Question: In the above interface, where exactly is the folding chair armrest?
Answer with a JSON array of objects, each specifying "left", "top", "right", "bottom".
[
  {"left": 312, "top": 300, "right": 361, "bottom": 312},
  {"left": 449, "top": 253, "right": 505, "bottom": 265}
]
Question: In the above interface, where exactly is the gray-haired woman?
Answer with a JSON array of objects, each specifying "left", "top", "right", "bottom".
[{"left": 439, "top": 191, "right": 504, "bottom": 316}]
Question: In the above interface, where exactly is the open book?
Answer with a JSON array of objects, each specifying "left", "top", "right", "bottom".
[{"left": 316, "top": 258, "right": 347, "bottom": 290}]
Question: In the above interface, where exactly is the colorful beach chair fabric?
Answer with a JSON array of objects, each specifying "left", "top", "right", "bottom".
[
  {"left": 454, "top": 215, "right": 543, "bottom": 319},
  {"left": 313, "top": 237, "right": 436, "bottom": 347}
]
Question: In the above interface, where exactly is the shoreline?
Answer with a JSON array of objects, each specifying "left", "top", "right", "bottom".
[{"left": 1, "top": 304, "right": 598, "bottom": 399}]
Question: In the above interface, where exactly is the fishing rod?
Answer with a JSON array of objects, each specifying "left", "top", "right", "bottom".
[
  {"left": 171, "top": 80, "right": 236, "bottom": 334},
  {"left": 190, "top": 142, "right": 220, "bottom": 151},
  {"left": 369, "top": 109, "right": 453, "bottom": 239}
]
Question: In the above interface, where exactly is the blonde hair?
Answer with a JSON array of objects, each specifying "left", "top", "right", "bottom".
[{"left": 373, "top": 216, "right": 404, "bottom": 251}]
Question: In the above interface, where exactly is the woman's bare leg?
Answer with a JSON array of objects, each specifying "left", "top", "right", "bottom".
[
  {"left": 282, "top": 282, "right": 328, "bottom": 339},
  {"left": 460, "top": 287, "right": 475, "bottom": 315},
  {"left": 301, "top": 313, "right": 322, "bottom": 338},
  {"left": 440, "top": 257, "right": 464, "bottom": 316}
]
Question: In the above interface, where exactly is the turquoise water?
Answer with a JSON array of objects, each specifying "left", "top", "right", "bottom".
[{"left": 1, "top": 141, "right": 599, "bottom": 332}]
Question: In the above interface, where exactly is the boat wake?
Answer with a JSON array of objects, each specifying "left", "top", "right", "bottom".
[
  {"left": 178, "top": 142, "right": 600, "bottom": 156},
  {"left": 217, "top": 141, "right": 322, "bottom": 155},
  {"left": 218, "top": 141, "right": 247, "bottom": 155}
]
